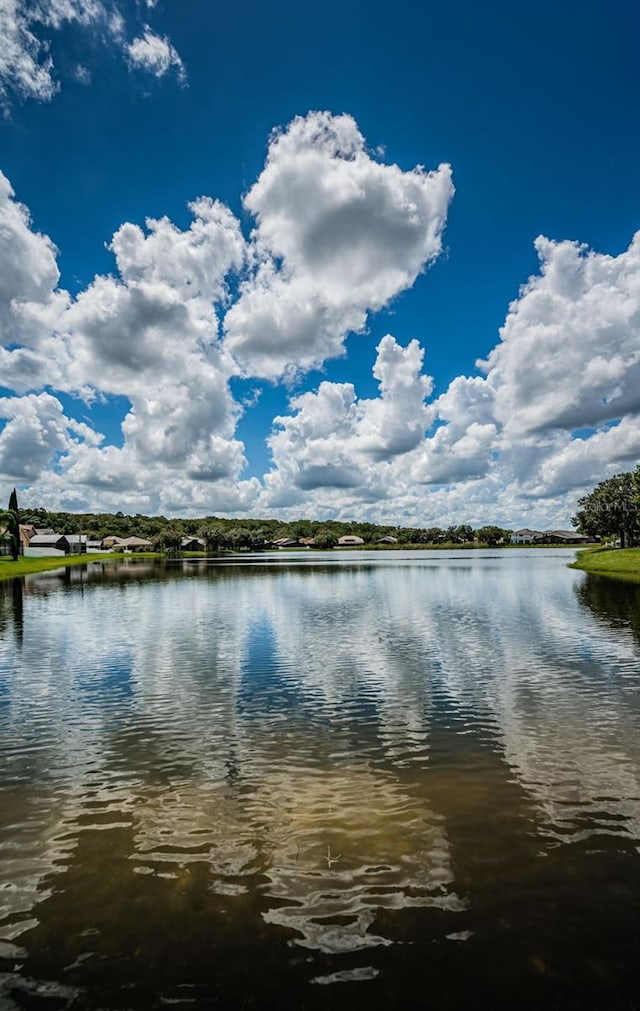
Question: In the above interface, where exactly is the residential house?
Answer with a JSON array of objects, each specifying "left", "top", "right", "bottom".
[
  {"left": 19, "top": 524, "right": 36, "bottom": 550},
  {"left": 542, "top": 530, "right": 590, "bottom": 544},
  {"left": 119, "top": 536, "right": 153, "bottom": 552},
  {"left": 338, "top": 535, "right": 365, "bottom": 546},
  {"left": 65, "top": 534, "right": 88, "bottom": 554},
  {"left": 24, "top": 534, "right": 70, "bottom": 557},
  {"left": 181, "top": 537, "right": 206, "bottom": 551},
  {"left": 511, "top": 529, "right": 543, "bottom": 544}
]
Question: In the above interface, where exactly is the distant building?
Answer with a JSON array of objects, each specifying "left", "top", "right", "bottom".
[
  {"left": 119, "top": 537, "right": 153, "bottom": 552},
  {"left": 511, "top": 529, "right": 591, "bottom": 545},
  {"left": 376, "top": 535, "right": 398, "bottom": 544},
  {"left": 24, "top": 534, "right": 70, "bottom": 557},
  {"left": 19, "top": 524, "right": 36, "bottom": 549},
  {"left": 65, "top": 534, "right": 87, "bottom": 554},
  {"left": 542, "top": 530, "right": 590, "bottom": 544},
  {"left": 511, "top": 529, "right": 543, "bottom": 544},
  {"left": 338, "top": 535, "right": 365, "bottom": 546},
  {"left": 181, "top": 537, "right": 206, "bottom": 551}
]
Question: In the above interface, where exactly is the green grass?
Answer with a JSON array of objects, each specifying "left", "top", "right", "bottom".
[
  {"left": 569, "top": 546, "right": 640, "bottom": 582},
  {"left": 0, "top": 553, "right": 119, "bottom": 581}
]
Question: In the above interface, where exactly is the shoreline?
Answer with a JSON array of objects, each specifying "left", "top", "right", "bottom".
[
  {"left": 0, "top": 552, "right": 124, "bottom": 582},
  {"left": 0, "top": 542, "right": 597, "bottom": 583},
  {"left": 569, "top": 546, "right": 640, "bottom": 582}
]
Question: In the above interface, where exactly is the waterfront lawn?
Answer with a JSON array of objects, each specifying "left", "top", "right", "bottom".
[
  {"left": 0, "top": 553, "right": 115, "bottom": 581},
  {"left": 570, "top": 546, "right": 640, "bottom": 580}
]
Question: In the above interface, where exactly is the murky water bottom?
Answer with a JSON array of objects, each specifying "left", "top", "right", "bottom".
[{"left": 1, "top": 551, "right": 640, "bottom": 1008}]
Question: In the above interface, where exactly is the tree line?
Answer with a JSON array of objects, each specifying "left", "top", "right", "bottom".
[{"left": 7, "top": 503, "right": 513, "bottom": 550}]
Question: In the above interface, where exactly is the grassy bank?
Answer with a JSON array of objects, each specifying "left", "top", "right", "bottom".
[
  {"left": 0, "top": 553, "right": 117, "bottom": 581},
  {"left": 569, "top": 546, "right": 640, "bottom": 581}
]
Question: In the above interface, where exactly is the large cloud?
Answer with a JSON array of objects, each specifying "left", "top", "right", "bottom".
[
  {"left": 259, "top": 228, "right": 640, "bottom": 525},
  {"left": 0, "top": 176, "right": 252, "bottom": 506},
  {"left": 395, "top": 232, "right": 640, "bottom": 507},
  {"left": 58, "top": 199, "right": 248, "bottom": 489},
  {"left": 224, "top": 112, "right": 454, "bottom": 378},
  {"left": 483, "top": 233, "right": 640, "bottom": 434}
]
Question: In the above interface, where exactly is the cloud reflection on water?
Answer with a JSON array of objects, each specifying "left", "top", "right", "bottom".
[{"left": 1, "top": 550, "right": 640, "bottom": 959}]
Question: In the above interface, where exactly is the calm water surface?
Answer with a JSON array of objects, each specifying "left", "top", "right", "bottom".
[{"left": 1, "top": 549, "right": 640, "bottom": 1008}]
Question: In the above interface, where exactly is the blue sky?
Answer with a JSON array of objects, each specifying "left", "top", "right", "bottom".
[{"left": 0, "top": 0, "right": 639, "bottom": 527}]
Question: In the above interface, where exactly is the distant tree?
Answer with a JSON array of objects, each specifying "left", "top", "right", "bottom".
[
  {"left": 248, "top": 527, "right": 269, "bottom": 550},
  {"left": 422, "top": 527, "right": 446, "bottom": 544},
  {"left": 312, "top": 529, "right": 337, "bottom": 549},
  {"left": 290, "top": 521, "right": 312, "bottom": 540},
  {"left": 226, "top": 526, "right": 253, "bottom": 550},
  {"left": 197, "top": 524, "right": 228, "bottom": 552},
  {"left": 455, "top": 524, "right": 474, "bottom": 543},
  {"left": 153, "top": 523, "right": 183, "bottom": 552},
  {"left": 476, "top": 525, "right": 507, "bottom": 546},
  {"left": 572, "top": 469, "right": 640, "bottom": 547},
  {"left": 398, "top": 527, "right": 422, "bottom": 544}
]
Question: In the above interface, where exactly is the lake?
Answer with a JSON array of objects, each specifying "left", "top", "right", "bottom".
[{"left": 1, "top": 549, "right": 640, "bottom": 1009}]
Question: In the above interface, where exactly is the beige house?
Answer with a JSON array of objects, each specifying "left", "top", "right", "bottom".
[
  {"left": 119, "top": 537, "right": 153, "bottom": 552},
  {"left": 102, "top": 535, "right": 152, "bottom": 551}
]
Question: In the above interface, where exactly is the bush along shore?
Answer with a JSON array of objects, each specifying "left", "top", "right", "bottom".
[{"left": 569, "top": 547, "right": 640, "bottom": 581}]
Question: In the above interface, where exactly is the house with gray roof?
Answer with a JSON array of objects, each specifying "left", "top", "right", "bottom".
[{"left": 24, "top": 534, "right": 70, "bottom": 557}]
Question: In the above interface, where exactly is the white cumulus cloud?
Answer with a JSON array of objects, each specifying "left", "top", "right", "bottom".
[
  {"left": 224, "top": 111, "right": 454, "bottom": 379},
  {"left": 261, "top": 334, "right": 434, "bottom": 508},
  {"left": 0, "top": 392, "right": 96, "bottom": 482},
  {"left": 483, "top": 233, "right": 640, "bottom": 435}
]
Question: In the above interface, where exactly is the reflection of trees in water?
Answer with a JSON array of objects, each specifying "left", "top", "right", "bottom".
[
  {"left": 0, "top": 577, "right": 23, "bottom": 645},
  {"left": 575, "top": 574, "right": 640, "bottom": 647}
]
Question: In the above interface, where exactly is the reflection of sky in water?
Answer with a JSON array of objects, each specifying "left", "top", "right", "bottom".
[{"left": 1, "top": 550, "right": 640, "bottom": 961}]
